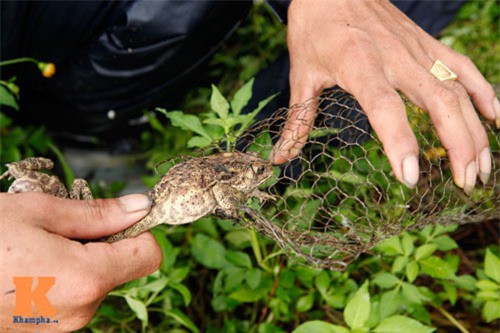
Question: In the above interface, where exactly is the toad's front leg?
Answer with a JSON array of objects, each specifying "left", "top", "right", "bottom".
[
  {"left": 250, "top": 189, "right": 276, "bottom": 204},
  {"left": 212, "top": 185, "right": 247, "bottom": 221}
]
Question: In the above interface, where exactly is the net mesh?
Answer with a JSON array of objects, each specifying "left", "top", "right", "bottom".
[{"left": 202, "top": 87, "right": 499, "bottom": 270}]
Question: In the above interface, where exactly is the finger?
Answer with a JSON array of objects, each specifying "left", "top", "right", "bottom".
[
  {"left": 82, "top": 232, "right": 162, "bottom": 291},
  {"left": 271, "top": 75, "right": 319, "bottom": 164},
  {"left": 447, "top": 80, "right": 491, "bottom": 184},
  {"left": 23, "top": 193, "right": 152, "bottom": 238},
  {"left": 394, "top": 61, "right": 479, "bottom": 193},
  {"left": 426, "top": 38, "right": 498, "bottom": 123},
  {"left": 339, "top": 58, "right": 420, "bottom": 188}
]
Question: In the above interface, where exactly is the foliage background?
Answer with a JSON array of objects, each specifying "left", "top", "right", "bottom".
[{"left": 0, "top": 1, "right": 498, "bottom": 332}]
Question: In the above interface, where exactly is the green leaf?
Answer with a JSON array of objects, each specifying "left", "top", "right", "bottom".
[
  {"left": 145, "top": 112, "right": 165, "bottom": 132},
  {"left": 191, "top": 234, "right": 227, "bottom": 269},
  {"left": 151, "top": 229, "right": 176, "bottom": 272},
  {"left": 380, "top": 289, "right": 401, "bottom": 320},
  {"left": 445, "top": 254, "right": 459, "bottom": 273},
  {"left": 344, "top": 281, "right": 370, "bottom": 329},
  {"left": 28, "top": 126, "right": 51, "bottom": 153},
  {"left": 406, "top": 303, "right": 432, "bottom": 325},
  {"left": 373, "top": 273, "right": 400, "bottom": 289},
  {"left": 419, "top": 256, "right": 456, "bottom": 279},
  {"left": 230, "top": 78, "right": 254, "bottom": 115},
  {"left": 187, "top": 135, "right": 212, "bottom": 148},
  {"left": 164, "top": 110, "right": 212, "bottom": 140},
  {"left": 224, "top": 267, "right": 246, "bottom": 291},
  {"left": 169, "top": 266, "right": 190, "bottom": 283},
  {"left": 377, "top": 237, "right": 403, "bottom": 255},
  {"left": 225, "top": 250, "right": 252, "bottom": 268},
  {"left": 402, "top": 282, "right": 423, "bottom": 304},
  {"left": 47, "top": 142, "right": 74, "bottom": 186},
  {"left": 165, "top": 308, "right": 200, "bottom": 333},
  {"left": 211, "top": 84, "right": 230, "bottom": 119},
  {"left": 402, "top": 233, "right": 415, "bottom": 256},
  {"left": 0, "top": 112, "right": 13, "bottom": 129},
  {"left": 442, "top": 281, "right": 458, "bottom": 305},
  {"left": 420, "top": 226, "right": 433, "bottom": 242},
  {"left": 235, "top": 93, "right": 278, "bottom": 135},
  {"left": 170, "top": 282, "right": 192, "bottom": 306},
  {"left": 0, "top": 84, "right": 19, "bottom": 110},
  {"left": 202, "top": 117, "right": 228, "bottom": 127},
  {"left": 476, "top": 279, "right": 499, "bottom": 291},
  {"left": 124, "top": 296, "right": 148, "bottom": 329},
  {"left": 141, "top": 277, "right": 168, "bottom": 293},
  {"left": 415, "top": 244, "right": 438, "bottom": 261},
  {"left": 432, "top": 236, "right": 458, "bottom": 251},
  {"left": 296, "top": 293, "right": 315, "bottom": 312},
  {"left": 374, "top": 315, "right": 435, "bottom": 333},
  {"left": 325, "top": 293, "right": 346, "bottom": 310},
  {"left": 485, "top": 249, "right": 500, "bottom": 283},
  {"left": 392, "top": 256, "right": 409, "bottom": 274},
  {"left": 482, "top": 301, "right": 500, "bottom": 322},
  {"left": 225, "top": 230, "right": 252, "bottom": 249},
  {"left": 452, "top": 274, "right": 477, "bottom": 291},
  {"left": 229, "top": 287, "right": 267, "bottom": 303},
  {"left": 293, "top": 321, "right": 349, "bottom": 333},
  {"left": 432, "top": 224, "right": 458, "bottom": 237},
  {"left": 245, "top": 268, "right": 262, "bottom": 290},
  {"left": 406, "top": 261, "right": 419, "bottom": 283},
  {"left": 258, "top": 323, "right": 286, "bottom": 333},
  {"left": 315, "top": 271, "right": 330, "bottom": 295},
  {"left": 477, "top": 291, "right": 500, "bottom": 301}
]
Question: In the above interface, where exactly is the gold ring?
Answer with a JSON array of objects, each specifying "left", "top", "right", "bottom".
[{"left": 430, "top": 59, "right": 458, "bottom": 81}]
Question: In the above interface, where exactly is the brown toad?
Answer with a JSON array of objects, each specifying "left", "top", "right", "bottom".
[{"left": 1, "top": 152, "right": 275, "bottom": 242}]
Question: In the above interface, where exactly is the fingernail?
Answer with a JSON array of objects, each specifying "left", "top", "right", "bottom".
[
  {"left": 402, "top": 155, "right": 419, "bottom": 189},
  {"left": 478, "top": 148, "right": 491, "bottom": 184},
  {"left": 463, "top": 161, "right": 477, "bottom": 195},
  {"left": 494, "top": 98, "right": 500, "bottom": 129},
  {"left": 118, "top": 194, "right": 152, "bottom": 213}
]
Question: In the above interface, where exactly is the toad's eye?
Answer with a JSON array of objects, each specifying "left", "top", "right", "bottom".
[{"left": 252, "top": 165, "right": 266, "bottom": 175}]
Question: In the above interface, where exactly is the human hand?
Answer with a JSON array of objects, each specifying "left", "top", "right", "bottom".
[
  {"left": 271, "top": 0, "right": 498, "bottom": 194},
  {"left": 0, "top": 192, "right": 161, "bottom": 332}
]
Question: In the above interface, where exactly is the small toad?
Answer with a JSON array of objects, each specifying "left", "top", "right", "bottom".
[{"left": 0, "top": 152, "right": 275, "bottom": 242}]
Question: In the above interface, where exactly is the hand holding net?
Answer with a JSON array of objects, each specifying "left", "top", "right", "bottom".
[{"left": 232, "top": 87, "right": 499, "bottom": 270}]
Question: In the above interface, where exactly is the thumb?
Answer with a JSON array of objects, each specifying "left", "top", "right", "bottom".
[
  {"left": 270, "top": 75, "right": 319, "bottom": 165},
  {"left": 83, "top": 232, "right": 162, "bottom": 290},
  {"left": 29, "top": 193, "right": 152, "bottom": 239}
]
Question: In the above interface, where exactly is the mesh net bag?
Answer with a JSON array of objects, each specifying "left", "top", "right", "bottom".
[{"left": 211, "top": 87, "right": 499, "bottom": 270}]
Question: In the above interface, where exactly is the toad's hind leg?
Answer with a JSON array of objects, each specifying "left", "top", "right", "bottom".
[
  {"left": 100, "top": 213, "right": 157, "bottom": 243},
  {"left": 69, "top": 179, "right": 93, "bottom": 200},
  {"left": 0, "top": 157, "right": 54, "bottom": 180}
]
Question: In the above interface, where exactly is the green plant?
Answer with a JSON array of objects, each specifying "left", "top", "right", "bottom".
[
  {"left": 156, "top": 79, "right": 276, "bottom": 151},
  {"left": 474, "top": 249, "right": 500, "bottom": 322},
  {"left": 294, "top": 281, "right": 435, "bottom": 333}
]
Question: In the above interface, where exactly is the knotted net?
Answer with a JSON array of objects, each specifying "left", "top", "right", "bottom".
[{"left": 213, "top": 87, "right": 499, "bottom": 270}]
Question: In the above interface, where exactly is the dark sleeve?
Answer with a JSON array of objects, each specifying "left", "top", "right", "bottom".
[
  {"left": 0, "top": 1, "right": 125, "bottom": 63},
  {"left": 1, "top": 1, "right": 252, "bottom": 138}
]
